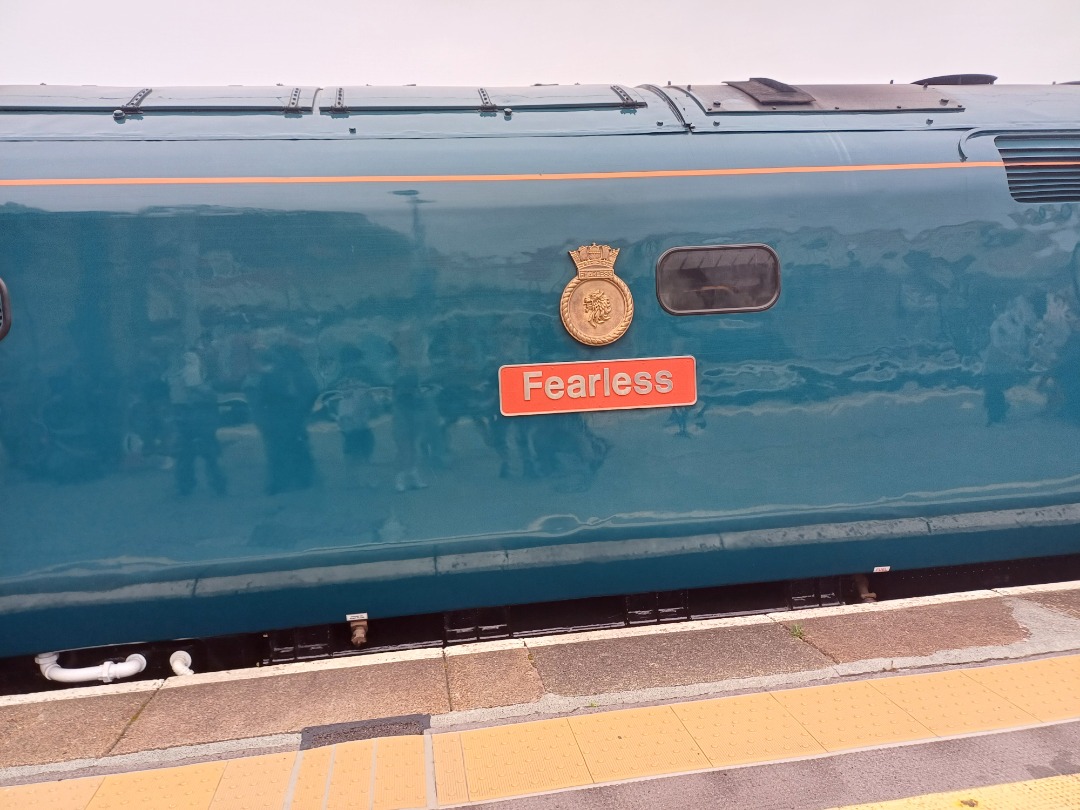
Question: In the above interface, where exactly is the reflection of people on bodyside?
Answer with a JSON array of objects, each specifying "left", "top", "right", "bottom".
[
  {"left": 329, "top": 346, "right": 387, "bottom": 488},
  {"left": 517, "top": 315, "right": 610, "bottom": 490},
  {"left": 429, "top": 316, "right": 499, "bottom": 469},
  {"left": 166, "top": 349, "right": 227, "bottom": 496},
  {"left": 40, "top": 371, "right": 107, "bottom": 482},
  {"left": 126, "top": 347, "right": 172, "bottom": 465},
  {"left": 250, "top": 345, "right": 318, "bottom": 495},
  {"left": 485, "top": 315, "right": 535, "bottom": 479},
  {"left": 390, "top": 327, "right": 443, "bottom": 492}
]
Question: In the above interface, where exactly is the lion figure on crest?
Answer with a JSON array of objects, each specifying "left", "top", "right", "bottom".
[{"left": 583, "top": 289, "right": 612, "bottom": 328}]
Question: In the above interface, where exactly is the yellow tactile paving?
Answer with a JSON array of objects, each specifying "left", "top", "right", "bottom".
[
  {"left": 324, "top": 739, "right": 374, "bottom": 810},
  {"left": 672, "top": 692, "right": 827, "bottom": 766},
  {"left": 834, "top": 772, "right": 1080, "bottom": 809},
  {"left": 965, "top": 657, "right": 1080, "bottom": 723},
  {"left": 371, "top": 736, "right": 426, "bottom": 810},
  {"left": 209, "top": 751, "right": 295, "bottom": 809},
  {"left": 85, "top": 761, "right": 225, "bottom": 810},
  {"left": 867, "top": 669, "right": 1039, "bottom": 736},
  {"left": 568, "top": 705, "right": 711, "bottom": 782},
  {"left": 771, "top": 680, "right": 934, "bottom": 752},
  {"left": 287, "top": 746, "right": 334, "bottom": 810},
  {"left": 431, "top": 732, "right": 470, "bottom": 806},
  {"left": 0, "top": 776, "right": 103, "bottom": 810},
  {"left": 458, "top": 717, "right": 593, "bottom": 802}
]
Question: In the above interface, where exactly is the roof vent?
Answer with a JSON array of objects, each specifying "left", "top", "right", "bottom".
[
  {"left": 726, "top": 78, "right": 814, "bottom": 105},
  {"left": 996, "top": 134, "right": 1080, "bottom": 202},
  {"left": 913, "top": 74, "right": 997, "bottom": 86}
]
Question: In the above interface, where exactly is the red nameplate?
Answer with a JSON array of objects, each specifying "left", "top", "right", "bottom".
[{"left": 499, "top": 356, "right": 697, "bottom": 416}]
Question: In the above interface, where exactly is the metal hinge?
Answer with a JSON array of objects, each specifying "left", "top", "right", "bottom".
[
  {"left": 477, "top": 87, "right": 496, "bottom": 112},
  {"left": 122, "top": 87, "right": 152, "bottom": 114},
  {"left": 284, "top": 87, "right": 303, "bottom": 114},
  {"left": 329, "top": 87, "right": 348, "bottom": 114}
]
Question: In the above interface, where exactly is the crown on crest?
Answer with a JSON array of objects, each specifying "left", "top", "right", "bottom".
[{"left": 569, "top": 243, "right": 619, "bottom": 278}]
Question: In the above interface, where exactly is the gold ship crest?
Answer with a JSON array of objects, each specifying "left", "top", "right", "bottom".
[{"left": 561, "top": 243, "right": 634, "bottom": 346}]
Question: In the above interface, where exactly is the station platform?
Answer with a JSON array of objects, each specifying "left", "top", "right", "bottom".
[{"left": 3, "top": 580, "right": 1080, "bottom": 808}]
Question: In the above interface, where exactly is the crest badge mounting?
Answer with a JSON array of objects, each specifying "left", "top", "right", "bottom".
[{"left": 561, "top": 243, "right": 634, "bottom": 346}]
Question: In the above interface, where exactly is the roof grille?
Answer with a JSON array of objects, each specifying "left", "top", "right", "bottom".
[
  {"left": 727, "top": 78, "right": 814, "bottom": 105},
  {"left": 996, "top": 135, "right": 1080, "bottom": 202}
]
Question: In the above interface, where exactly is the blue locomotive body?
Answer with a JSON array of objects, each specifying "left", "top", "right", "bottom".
[{"left": 1, "top": 81, "right": 1079, "bottom": 657}]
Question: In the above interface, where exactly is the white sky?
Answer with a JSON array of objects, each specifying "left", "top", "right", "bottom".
[{"left": 1, "top": 0, "right": 1078, "bottom": 88}]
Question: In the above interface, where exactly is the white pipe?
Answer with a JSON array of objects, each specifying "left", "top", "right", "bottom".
[
  {"left": 35, "top": 652, "right": 147, "bottom": 684},
  {"left": 169, "top": 650, "right": 194, "bottom": 676}
]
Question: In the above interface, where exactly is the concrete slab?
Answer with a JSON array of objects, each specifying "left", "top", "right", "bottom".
[
  {"left": 446, "top": 649, "right": 544, "bottom": 711},
  {"left": 528, "top": 624, "right": 832, "bottom": 696},
  {"left": 0, "top": 692, "right": 152, "bottom": 768},
  {"left": 786, "top": 597, "right": 1026, "bottom": 663},
  {"left": 1023, "top": 589, "right": 1080, "bottom": 621},
  {"left": 110, "top": 658, "right": 449, "bottom": 755}
]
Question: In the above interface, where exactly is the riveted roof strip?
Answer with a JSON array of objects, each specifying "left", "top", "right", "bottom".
[{"left": 637, "top": 85, "right": 689, "bottom": 127}]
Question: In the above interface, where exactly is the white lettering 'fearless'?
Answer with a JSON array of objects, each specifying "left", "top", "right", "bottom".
[
  {"left": 523, "top": 371, "right": 543, "bottom": 401},
  {"left": 654, "top": 369, "right": 673, "bottom": 393},
  {"left": 633, "top": 371, "right": 653, "bottom": 394},
  {"left": 545, "top": 376, "right": 565, "bottom": 400}
]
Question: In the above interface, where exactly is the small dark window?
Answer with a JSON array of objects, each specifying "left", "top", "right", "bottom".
[{"left": 656, "top": 245, "right": 780, "bottom": 315}]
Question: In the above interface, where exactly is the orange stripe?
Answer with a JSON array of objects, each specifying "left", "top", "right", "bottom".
[{"left": 0, "top": 160, "right": 1017, "bottom": 188}]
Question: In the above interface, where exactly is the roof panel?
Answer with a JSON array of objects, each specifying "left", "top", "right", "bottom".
[
  {"left": 486, "top": 85, "right": 647, "bottom": 109},
  {"left": 679, "top": 82, "right": 967, "bottom": 114},
  {"left": 140, "top": 87, "right": 319, "bottom": 112},
  {"left": 0, "top": 86, "right": 320, "bottom": 112},
  {"left": 0, "top": 86, "right": 145, "bottom": 111},
  {"left": 322, "top": 85, "right": 647, "bottom": 113}
]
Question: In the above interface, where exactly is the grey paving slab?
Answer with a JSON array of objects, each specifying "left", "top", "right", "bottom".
[
  {"left": 4, "top": 591, "right": 1078, "bottom": 772},
  {"left": 446, "top": 649, "right": 544, "bottom": 711},
  {"left": 0, "top": 692, "right": 152, "bottom": 768},
  {"left": 110, "top": 658, "right": 449, "bottom": 754},
  {"left": 1024, "top": 589, "right": 1080, "bottom": 621},
  {"left": 786, "top": 597, "right": 1026, "bottom": 663},
  {"left": 529, "top": 624, "right": 832, "bottom": 696}
]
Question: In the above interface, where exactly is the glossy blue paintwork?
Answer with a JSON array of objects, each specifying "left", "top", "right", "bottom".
[{"left": 1, "top": 83, "right": 1079, "bottom": 657}]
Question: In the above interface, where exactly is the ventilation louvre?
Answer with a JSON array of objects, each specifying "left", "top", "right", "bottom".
[{"left": 996, "top": 135, "right": 1080, "bottom": 202}]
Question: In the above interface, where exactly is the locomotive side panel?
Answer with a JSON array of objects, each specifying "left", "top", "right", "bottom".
[{"left": 1, "top": 103, "right": 1080, "bottom": 655}]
